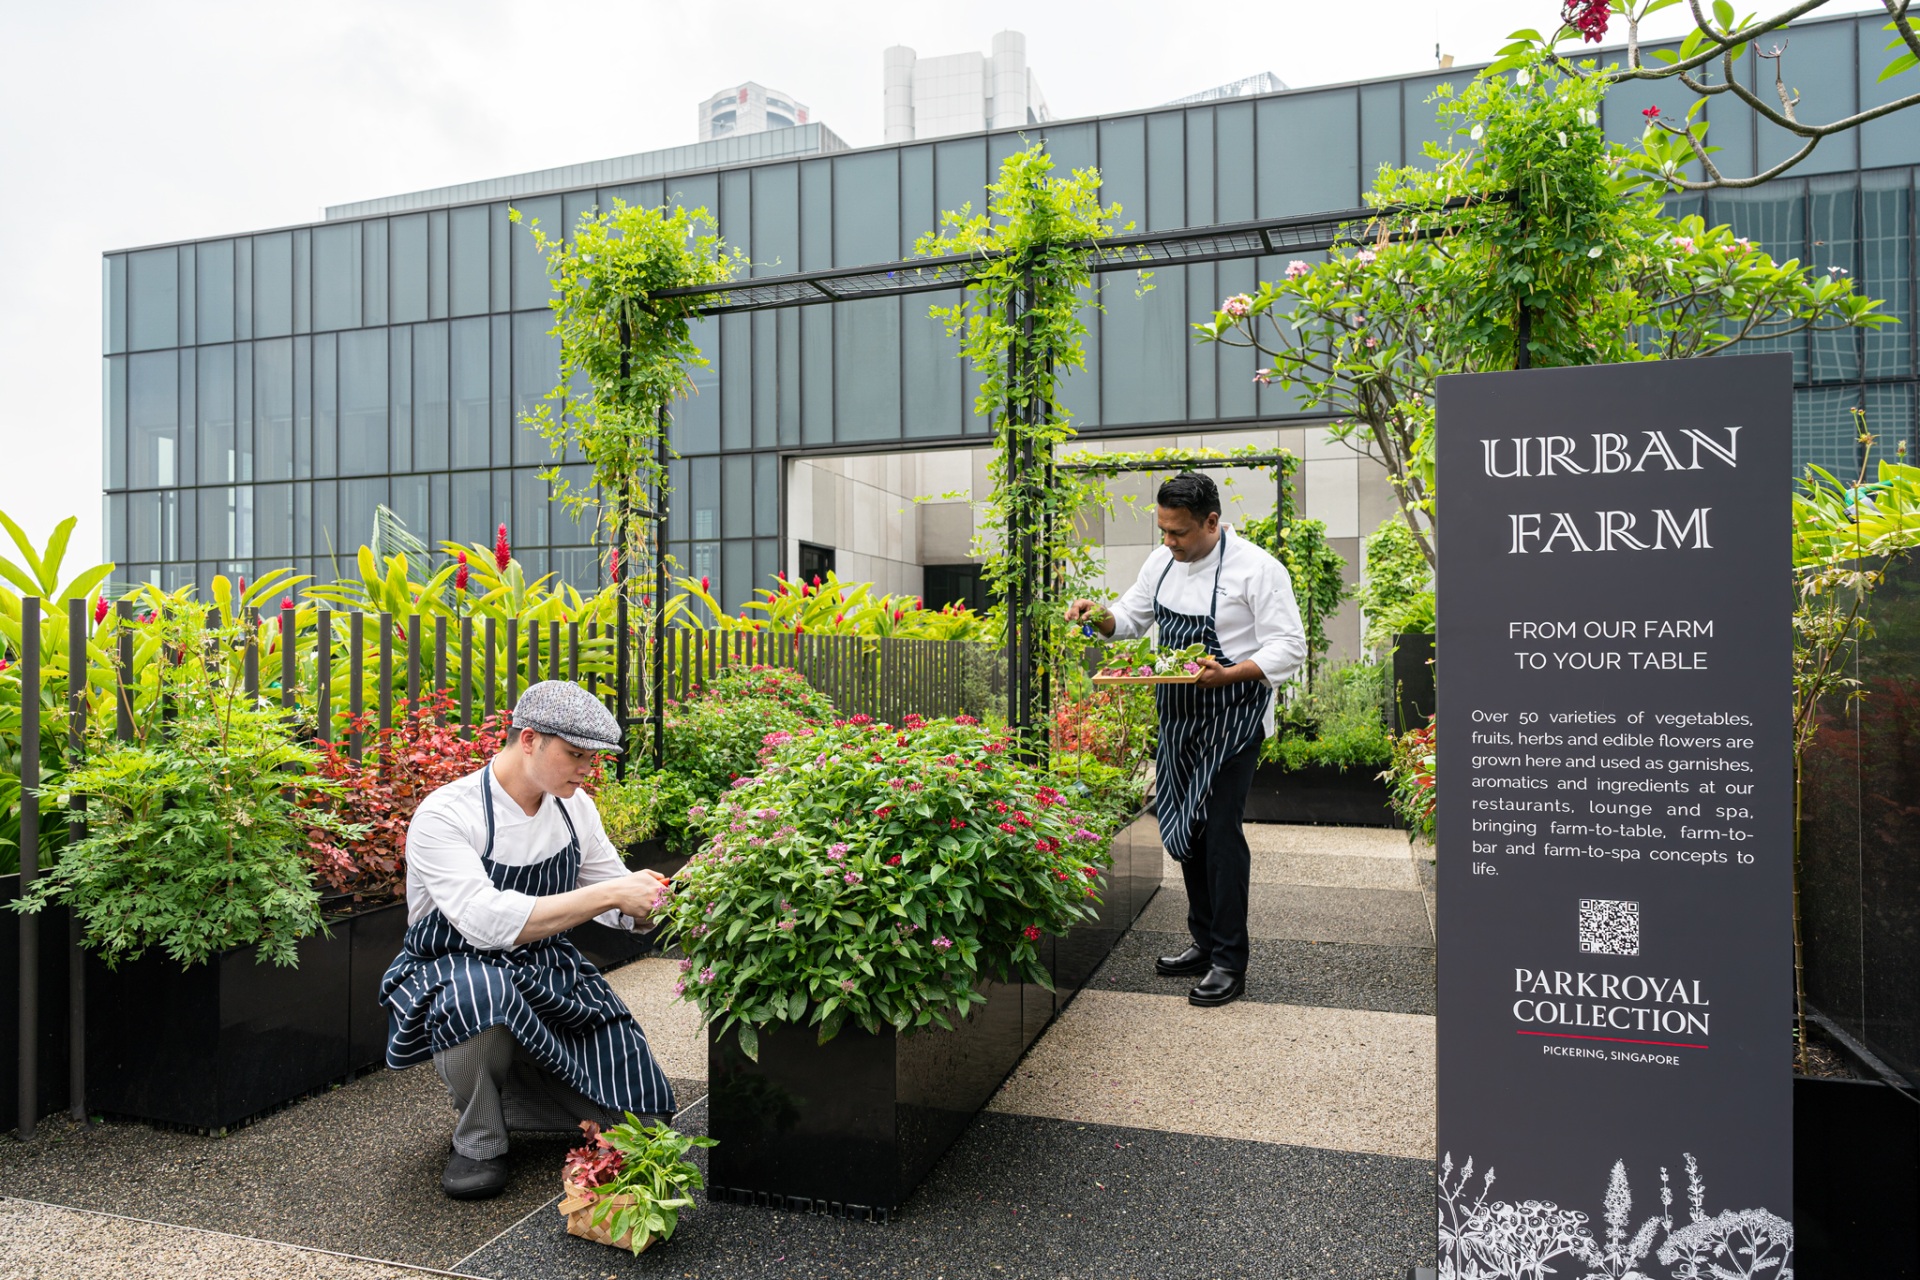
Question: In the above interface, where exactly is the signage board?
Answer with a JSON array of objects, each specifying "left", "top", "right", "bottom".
[{"left": 1435, "top": 355, "right": 1794, "bottom": 1278}]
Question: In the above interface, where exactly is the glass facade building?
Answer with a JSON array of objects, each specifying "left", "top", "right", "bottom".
[{"left": 102, "top": 11, "right": 1920, "bottom": 612}]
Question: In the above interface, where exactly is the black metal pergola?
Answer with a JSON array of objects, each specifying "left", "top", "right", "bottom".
[{"left": 620, "top": 195, "right": 1497, "bottom": 758}]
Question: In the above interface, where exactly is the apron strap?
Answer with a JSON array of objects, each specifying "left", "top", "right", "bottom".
[
  {"left": 479, "top": 765, "right": 498, "bottom": 863},
  {"left": 1208, "top": 529, "right": 1229, "bottom": 627}
]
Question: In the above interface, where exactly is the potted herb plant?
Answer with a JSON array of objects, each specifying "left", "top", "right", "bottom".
[
  {"left": 663, "top": 712, "right": 1157, "bottom": 1211},
  {"left": 1249, "top": 660, "right": 1397, "bottom": 826},
  {"left": 558, "top": 1116, "right": 715, "bottom": 1254}
]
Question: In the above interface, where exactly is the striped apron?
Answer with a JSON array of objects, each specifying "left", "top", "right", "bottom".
[
  {"left": 379, "top": 767, "right": 675, "bottom": 1118},
  {"left": 1153, "top": 530, "right": 1273, "bottom": 862}
]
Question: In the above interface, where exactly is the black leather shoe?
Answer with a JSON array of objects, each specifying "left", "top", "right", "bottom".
[
  {"left": 1188, "top": 967, "right": 1246, "bottom": 1007},
  {"left": 1155, "top": 945, "right": 1210, "bottom": 977},
  {"left": 442, "top": 1150, "right": 510, "bottom": 1200}
]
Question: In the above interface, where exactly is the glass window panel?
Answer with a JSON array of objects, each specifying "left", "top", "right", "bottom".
[
  {"left": 801, "top": 159, "right": 833, "bottom": 272},
  {"left": 1146, "top": 113, "right": 1185, "bottom": 231},
  {"left": 1099, "top": 118, "right": 1146, "bottom": 236},
  {"left": 1184, "top": 110, "right": 1216, "bottom": 228},
  {"left": 177, "top": 347, "right": 197, "bottom": 487},
  {"left": 254, "top": 483, "right": 293, "bottom": 560},
  {"left": 449, "top": 206, "right": 489, "bottom": 316},
  {"left": 1862, "top": 173, "right": 1912, "bottom": 380},
  {"left": 197, "top": 241, "right": 236, "bottom": 343},
  {"left": 105, "top": 356, "right": 127, "bottom": 490},
  {"left": 670, "top": 174, "right": 719, "bottom": 223},
  {"left": 1756, "top": 19, "right": 1857, "bottom": 176},
  {"left": 1809, "top": 180, "right": 1860, "bottom": 383},
  {"left": 833, "top": 151, "right": 899, "bottom": 267},
  {"left": 178, "top": 244, "right": 196, "bottom": 346},
  {"left": 1399, "top": 73, "right": 1455, "bottom": 162},
  {"left": 127, "top": 351, "right": 178, "bottom": 490},
  {"left": 1187, "top": 263, "right": 1218, "bottom": 421},
  {"left": 390, "top": 215, "right": 429, "bottom": 324},
  {"left": 753, "top": 311, "right": 777, "bottom": 448},
  {"left": 390, "top": 474, "right": 428, "bottom": 547},
  {"left": 106, "top": 255, "right": 126, "bottom": 355},
  {"left": 900, "top": 146, "right": 933, "bottom": 256},
  {"left": 198, "top": 345, "right": 236, "bottom": 483},
  {"left": 667, "top": 457, "right": 689, "bottom": 543},
  {"left": 602, "top": 180, "right": 664, "bottom": 211},
  {"left": 254, "top": 339, "right": 295, "bottom": 482},
  {"left": 451, "top": 317, "right": 490, "bottom": 467},
  {"left": 1215, "top": 260, "right": 1259, "bottom": 419},
  {"left": 512, "top": 468, "right": 548, "bottom": 547},
  {"left": 361, "top": 220, "right": 387, "bottom": 327},
  {"left": 311, "top": 480, "right": 338, "bottom": 567},
  {"left": 337, "top": 329, "right": 389, "bottom": 476},
  {"left": 723, "top": 541, "right": 753, "bottom": 616},
  {"left": 291, "top": 230, "right": 309, "bottom": 335},
  {"left": 253, "top": 232, "right": 292, "bottom": 338},
  {"left": 128, "top": 248, "right": 178, "bottom": 351},
  {"left": 414, "top": 322, "right": 450, "bottom": 471},
  {"left": 752, "top": 164, "right": 801, "bottom": 275},
  {"left": 199, "top": 485, "right": 252, "bottom": 560},
  {"left": 311, "top": 224, "right": 361, "bottom": 331},
  {"left": 905, "top": 285, "right": 962, "bottom": 438},
  {"left": 754, "top": 452, "right": 778, "bottom": 537},
  {"left": 129, "top": 491, "right": 160, "bottom": 563},
  {"left": 672, "top": 318, "right": 720, "bottom": 454},
  {"left": 1710, "top": 185, "right": 1809, "bottom": 381},
  {"left": 1258, "top": 92, "right": 1358, "bottom": 216},
  {"left": 721, "top": 171, "right": 751, "bottom": 265},
  {"left": 1216, "top": 102, "right": 1255, "bottom": 223},
  {"left": 105, "top": 493, "right": 127, "bottom": 565},
  {"left": 1862, "top": 20, "right": 1920, "bottom": 167},
  {"left": 1360, "top": 83, "right": 1401, "bottom": 189},
  {"left": 235, "top": 238, "right": 254, "bottom": 339},
  {"left": 294, "top": 337, "right": 311, "bottom": 480},
  {"left": 721, "top": 313, "right": 750, "bottom": 451},
  {"left": 491, "top": 314, "right": 512, "bottom": 465},
  {"left": 491, "top": 204, "right": 511, "bottom": 311},
  {"left": 989, "top": 132, "right": 1024, "bottom": 174},
  {"left": 512, "top": 310, "right": 559, "bottom": 465},
  {"left": 294, "top": 481, "right": 311, "bottom": 556},
  {"left": 428, "top": 473, "right": 448, "bottom": 548},
  {"left": 1794, "top": 385, "right": 1863, "bottom": 477},
  {"left": 834, "top": 298, "right": 901, "bottom": 441},
  {"left": 339, "top": 478, "right": 387, "bottom": 555},
  {"left": 428, "top": 210, "right": 448, "bottom": 320},
  {"left": 511, "top": 196, "right": 561, "bottom": 309},
  {"left": 1865, "top": 384, "right": 1916, "bottom": 464},
  {"left": 1059, "top": 281, "right": 1099, "bottom": 427},
  {"left": 314, "top": 332, "right": 337, "bottom": 478},
  {"left": 690, "top": 456, "right": 720, "bottom": 541},
  {"left": 390, "top": 327, "right": 413, "bottom": 473},
  {"left": 451, "top": 471, "right": 492, "bottom": 547},
  {"left": 754, "top": 539, "right": 777, "bottom": 601},
  {"left": 175, "top": 489, "right": 195, "bottom": 562},
  {"left": 234, "top": 340, "right": 254, "bottom": 481},
  {"left": 1041, "top": 122, "right": 1095, "bottom": 175},
  {"left": 777, "top": 310, "right": 801, "bottom": 446},
  {"left": 802, "top": 307, "right": 833, "bottom": 445},
  {"left": 1100, "top": 264, "right": 1187, "bottom": 425},
  {"left": 552, "top": 547, "right": 597, "bottom": 592},
  {"left": 722, "top": 454, "right": 751, "bottom": 538},
  {"left": 934, "top": 137, "right": 986, "bottom": 230},
  {"left": 563, "top": 191, "right": 597, "bottom": 244},
  {"left": 551, "top": 463, "right": 595, "bottom": 546}
]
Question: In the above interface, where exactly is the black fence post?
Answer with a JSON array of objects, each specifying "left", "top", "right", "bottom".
[
  {"left": 279, "top": 602, "right": 296, "bottom": 711},
  {"left": 317, "top": 610, "right": 333, "bottom": 743},
  {"left": 66, "top": 599, "right": 86, "bottom": 1124},
  {"left": 348, "top": 611, "right": 365, "bottom": 761},
  {"left": 16, "top": 599, "right": 40, "bottom": 1140}
]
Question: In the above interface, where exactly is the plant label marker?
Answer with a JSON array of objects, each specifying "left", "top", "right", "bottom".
[{"left": 1434, "top": 355, "right": 1793, "bottom": 1276}]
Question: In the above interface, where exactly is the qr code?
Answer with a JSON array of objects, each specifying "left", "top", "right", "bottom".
[{"left": 1579, "top": 899, "right": 1640, "bottom": 956}]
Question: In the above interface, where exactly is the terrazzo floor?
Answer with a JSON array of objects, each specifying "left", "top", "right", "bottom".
[{"left": 0, "top": 821, "right": 1439, "bottom": 1279}]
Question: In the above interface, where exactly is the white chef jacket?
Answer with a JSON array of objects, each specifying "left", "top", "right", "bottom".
[
  {"left": 1105, "top": 528, "right": 1309, "bottom": 737},
  {"left": 404, "top": 765, "right": 640, "bottom": 952}
]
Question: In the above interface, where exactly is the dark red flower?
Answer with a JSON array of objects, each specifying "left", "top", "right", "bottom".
[
  {"left": 237, "top": 575, "right": 247, "bottom": 596},
  {"left": 1022, "top": 925, "right": 1041, "bottom": 941},
  {"left": 93, "top": 597, "right": 110, "bottom": 625},
  {"left": 455, "top": 551, "right": 470, "bottom": 593},
  {"left": 887, "top": 854, "right": 902, "bottom": 865},
  {"left": 700, "top": 576, "right": 710, "bottom": 592},
  {"left": 494, "top": 524, "right": 511, "bottom": 571},
  {"left": 1641, "top": 105, "right": 1661, "bottom": 120},
  {"left": 1561, "top": 0, "right": 1608, "bottom": 43}
]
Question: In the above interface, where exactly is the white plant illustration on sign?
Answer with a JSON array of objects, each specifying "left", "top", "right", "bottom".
[{"left": 1437, "top": 1151, "right": 1792, "bottom": 1280}]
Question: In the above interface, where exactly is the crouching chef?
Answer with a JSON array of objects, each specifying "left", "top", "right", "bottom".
[{"left": 381, "top": 680, "right": 676, "bottom": 1200}]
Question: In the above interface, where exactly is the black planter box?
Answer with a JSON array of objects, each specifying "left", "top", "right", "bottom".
[
  {"left": 707, "top": 809, "right": 1161, "bottom": 1213},
  {"left": 1795, "top": 1073, "right": 1920, "bottom": 1275},
  {"left": 1, "top": 873, "right": 71, "bottom": 1134},
  {"left": 1391, "top": 632, "right": 1435, "bottom": 734},
  {"left": 1242, "top": 762, "right": 1397, "bottom": 827},
  {"left": 87, "top": 900, "right": 405, "bottom": 1132}
]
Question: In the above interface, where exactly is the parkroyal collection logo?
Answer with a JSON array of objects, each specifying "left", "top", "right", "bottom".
[{"left": 1511, "top": 967, "right": 1710, "bottom": 1048}]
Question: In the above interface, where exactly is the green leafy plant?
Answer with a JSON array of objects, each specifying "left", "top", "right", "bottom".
[
  {"left": 662, "top": 714, "right": 1126, "bottom": 1056},
  {"left": 1092, "top": 638, "right": 1210, "bottom": 677},
  {"left": 592, "top": 775, "right": 676, "bottom": 851},
  {"left": 16, "top": 605, "right": 363, "bottom": 967},
  {"left": 1385, "top": 716, "right": 1437, "bottom": 841},
  {"left": 1240, "top": 513, "right": 1351, "bottom": 681},
  {"left": 1263, "top": 660, "right": 1394, "bottom": 771},
  {"left": 561, "top": 1116, "right": 715, "bottom": 1254},
  {"left": 1358, "top": 515, "right": 1434, "bottom": 650}
]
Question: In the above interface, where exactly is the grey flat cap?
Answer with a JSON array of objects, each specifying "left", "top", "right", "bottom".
[{"left": 511, "top": 680, "right": 623, "bottom": 753}]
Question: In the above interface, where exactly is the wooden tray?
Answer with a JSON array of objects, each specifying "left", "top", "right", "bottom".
[{"left": 1091, "top": 673, "right": 1201, "bottom": 686}]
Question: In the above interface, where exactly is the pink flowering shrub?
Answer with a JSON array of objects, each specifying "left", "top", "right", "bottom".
[{"left": 659, "top": 716, "right": 1127, "bottom": 1057}]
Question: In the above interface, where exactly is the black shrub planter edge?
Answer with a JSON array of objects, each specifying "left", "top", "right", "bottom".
[{"left": 1243, "top": 760, "right": 1398, "bottom": 827}]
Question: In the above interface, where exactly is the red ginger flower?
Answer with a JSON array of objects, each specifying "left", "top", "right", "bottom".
[
  {"left": 93, "top": 596, "right": 110, "bottom": 625},
  {"left": 701, "top": 576, "right": 710, "bottom": 592},
  {"left": 237, "top": 575, "right": 247, "bottom": 596},
  {"left": 494, "top": 524, "right": 511, "bottom": 571},
  {"left": 455, "top": 551, "right": 470, "bottom": 592}
]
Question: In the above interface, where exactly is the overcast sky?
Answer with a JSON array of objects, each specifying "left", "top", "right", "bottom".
[{"left": 0, "top": 0, "right": 1879, "bottom": 571}]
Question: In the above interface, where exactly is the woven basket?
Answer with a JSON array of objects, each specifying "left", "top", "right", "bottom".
[{"left": 558, "top": 1178, "right": 655, "bottom": 1254}]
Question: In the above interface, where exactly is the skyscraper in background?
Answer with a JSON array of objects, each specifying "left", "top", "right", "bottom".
[
  {"left": 883, "top": 31, "right": 1051, "bottom": 142},
  {"left": 699, "top": 81, "right": 811, "bottom": 142}
]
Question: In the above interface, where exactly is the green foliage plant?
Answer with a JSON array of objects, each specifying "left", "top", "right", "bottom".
[
  {"left": 1239, "top": 513, "right": 1351, "bottom": 680},
  {"left": 1385, "top": 715, "right": 1437, "bottom": 840},
  {"left": 1197, "top": 57, "right": 1890, "bottom": 571},
  {"left": 662, "top": 714, "right": 1125, "bottom": 1057},
  {"left": 671, "top": 570, "right": 995, "bottom": 641},
  {"left": 562, "top": 1116, "right": 715, "bottom": 1254},
  {"left": 16, "top": 605, "right": 362, "bottom": 968},
  {"left": 1358, "top": 514, "right": 1434, "bottom": 651},
  {"left": 1262, "top": 660, "right": 1394, "bottom": 771}
]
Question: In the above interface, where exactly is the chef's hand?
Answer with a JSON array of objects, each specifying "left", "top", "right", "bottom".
[
  {"left": 1193, "top": 656, "right": 1250, "bottom": 689},
  {"left": 608, "top": 869, "right": 672, "bottom": 921},
  {"left": 1065, "top": 599, "right": 1114, "bottom": 637}
]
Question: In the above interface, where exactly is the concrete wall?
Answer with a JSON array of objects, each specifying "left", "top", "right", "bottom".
[{"left": 785, "top": 425, "right": 1398, "bottom": 665}]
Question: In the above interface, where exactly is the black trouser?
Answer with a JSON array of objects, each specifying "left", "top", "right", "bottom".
[{"left": 1179, "top": 735, "right": 1262, "bottom": 976}]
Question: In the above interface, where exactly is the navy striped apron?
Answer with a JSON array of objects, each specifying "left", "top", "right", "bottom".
[
  {"left": 379, "top": 767, "right": 675, "bottom": 1117},
  {"left": 1153, "top": 530, "right": 1273, "bottom": 862}
]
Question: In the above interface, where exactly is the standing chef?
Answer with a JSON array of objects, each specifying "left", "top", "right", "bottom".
[
  {"left": 1066, "top": 472, "right": 1306, "bottom": 1008},
  {"left": 382, "top": 680, "right": 678, "bottom": 1201}
]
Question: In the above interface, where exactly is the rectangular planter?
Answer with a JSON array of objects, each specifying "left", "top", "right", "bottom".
[
  {"left": 87, "top": 900, "right": 404, "bottom": 1132},
  {"left": 1391, "top": 632, "right": 1435, "bottom": 734},
  {"left": 707, "top": 809, "right": 1162, "bottom": 1214},
  {"left": 1242, "top": 761, "right": 1397, "bottom": 827},
  {"left": 0, "top": 873, "right": 71, "bottom": 1134},
  {"left": 1795, "top": 1073, "right": 1920, "bottom": 1275}
]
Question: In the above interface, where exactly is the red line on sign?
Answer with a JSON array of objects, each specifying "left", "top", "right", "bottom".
[{"left": 1518, "top": 1030, "right": 1708, "bottom": 1050}]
